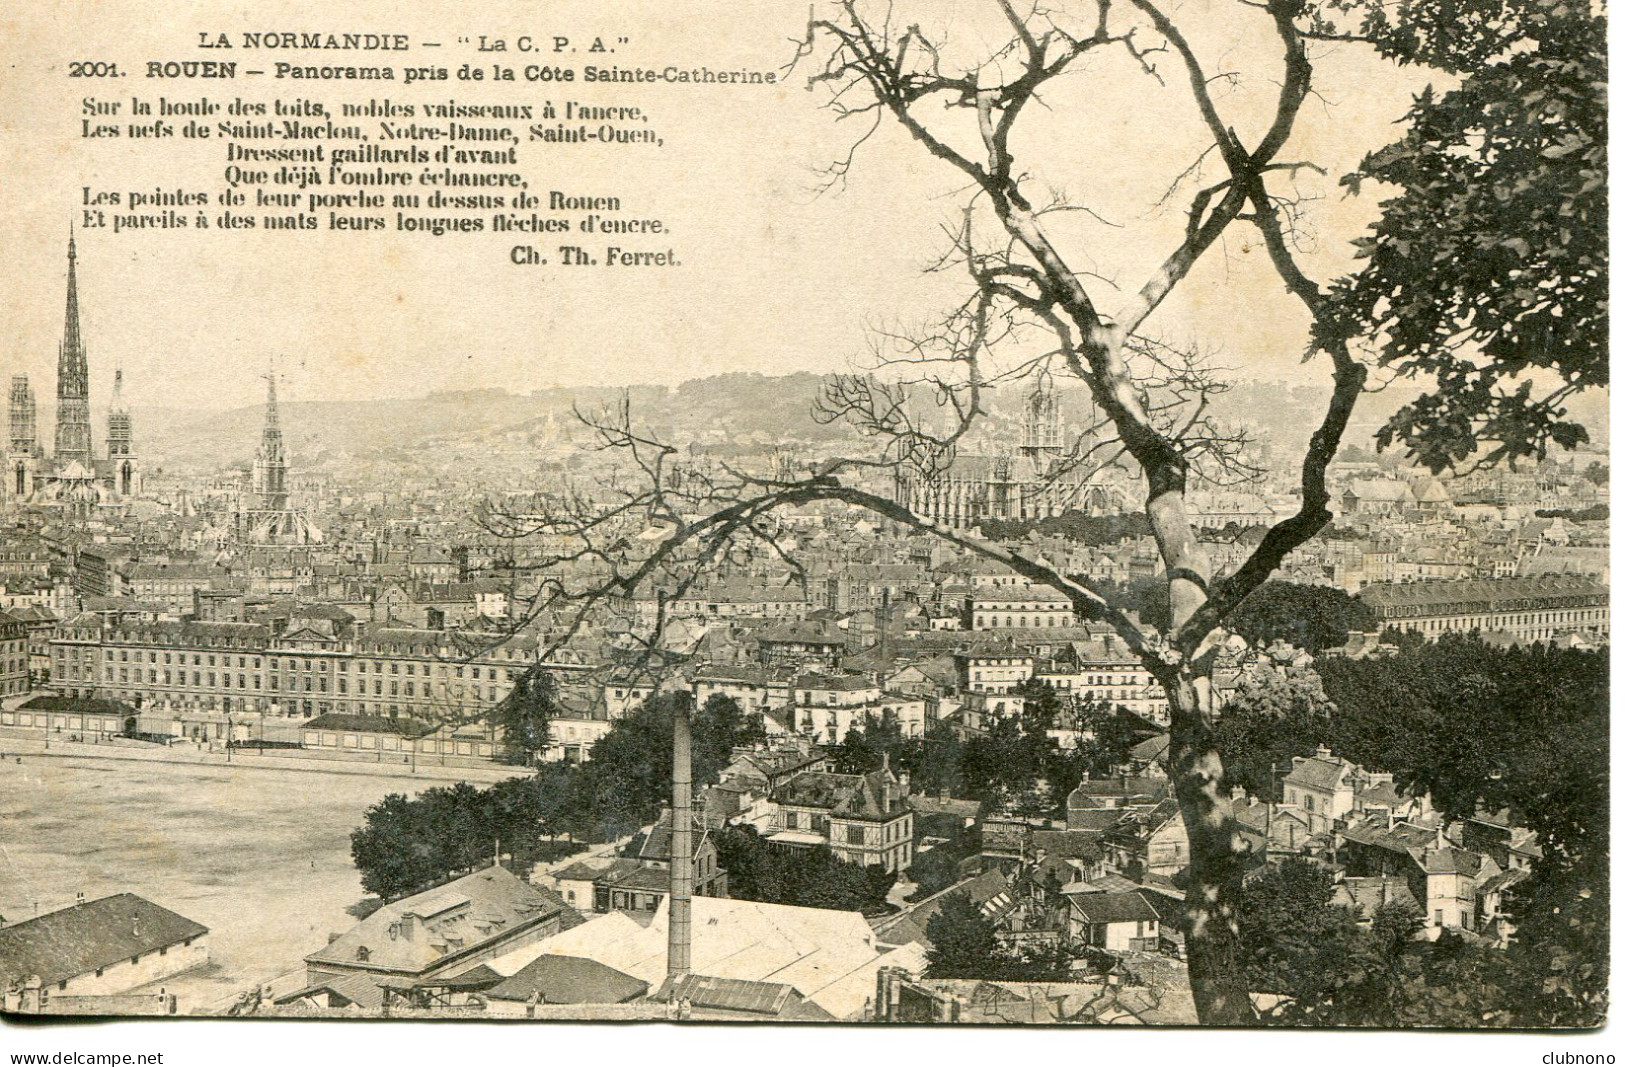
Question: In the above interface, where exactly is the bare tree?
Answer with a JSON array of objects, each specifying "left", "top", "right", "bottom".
[{"left": 464, "top": 0, "right": 1600, "bottom": 1026}]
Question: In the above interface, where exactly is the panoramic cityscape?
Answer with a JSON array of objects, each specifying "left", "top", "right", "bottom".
[
  {"left": 0, "top": 0, "right": 1608, "bottom": 1037},
  {"left": 0, "top": 219, "right": 1607, "bottom": 1024}
]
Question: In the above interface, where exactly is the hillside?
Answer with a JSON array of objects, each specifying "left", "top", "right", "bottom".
[{"left": 127, "top": 371, "right": 1606, "bottom": 473}]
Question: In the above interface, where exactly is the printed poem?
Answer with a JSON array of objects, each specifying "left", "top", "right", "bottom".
[{"left": 70, "top": 30, "right": 782, "bottom": 268}]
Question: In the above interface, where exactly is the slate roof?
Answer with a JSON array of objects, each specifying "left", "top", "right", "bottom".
[
  {"left": 637, "top": 810, "right": 712, "bottom": 864},
  {"left": 485, "top": 954, "right": 649, "bottom": 1004},
  {"left": 1359, "top": 574, "right": 1607, "bottom": 613},
  {"left": 1284, "top": 754, "right": 1354, "bottom": 793},
  {"left": 1066, "top": 890, "right": 1161, "bottom": 925},
  {"left": 908, "top": 795, "right": 983, "bottom": 820},
  {"left": 871, "top": 869, "right": 1010, "bottom": 948},
  {"left": 0, "top": 894, "right": 208, "bottom": 987},
  {"left": 1340, "top": 816, "right": 1440, "bottom": 854},
  {"left": 756, "top": 620, "right": 844, "bottom": 645},
  {"left": 305, "top": 866, "right": 580, "bottom": 976},
  {"left": 1031, "top": 829, "right": 1103, "bottom": 862},
  {"left": 1420, "top": 847, "right": 1486, "bottom": 878},
  {"left": 1067, "top": 776, "right": 1170, "bottom": 808},
  {"left": 655, "top": 973, "right": 834, "bottom": 1020},
  {"left": 774, "top": 770, "right": 906, "bottom": 821}
]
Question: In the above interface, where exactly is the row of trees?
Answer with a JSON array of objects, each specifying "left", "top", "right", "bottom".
[
  {"left": 1112, "top": 579, "right": 1377, "bottom": 654},
  {"left": 349, "top": 779, "right": 560, "bottom": 900},
  {"left": 355, "top": 691, "right": 908, "bottom": 914},
  {"left": 825, "top": 679, "right": 1147, "bottom": 817},
  {"left": 713, "top": 825, "right": 896, "bottom": 914},
  {"left": 352, "top": 692, "right": 765, "bottom": 899}
]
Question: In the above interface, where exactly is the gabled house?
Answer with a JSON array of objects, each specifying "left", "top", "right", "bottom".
[
  {"left": 291, "top": 866, "right": 582, "bottom": 1009},
  {"left": 1101, "top": 799, "right": 1188, "bottom": 878},
  {"left": 768, "top": 765, "right": 915, "bottom": 872},
  {"left": 1064, "top": 889, "right": 1162, "bottom": 952},
  {"left": 0, "top": 894, "right": 209, "bottom": 1007}
]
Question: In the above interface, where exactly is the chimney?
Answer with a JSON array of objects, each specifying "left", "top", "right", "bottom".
[
  {"left": 668, "top": 701, "right": 693, "bottom": 983},
  {"left": 881, "top": 751, "right": 894, "bottom": 811},
  {"left": 399, "top": 913, "right": 417, "bottom": 942},
  {"left": 878, "top": 588, "right": 894, "bottom": 669}
]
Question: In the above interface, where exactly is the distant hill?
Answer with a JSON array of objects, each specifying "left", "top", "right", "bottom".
[{"left": 125, "top": 370, "right": 1607, "bottom": 472}]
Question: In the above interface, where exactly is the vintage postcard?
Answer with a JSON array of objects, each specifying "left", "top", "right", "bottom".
[{"left": 0, "top": 0, "right": 1608, "bottom": 1047}]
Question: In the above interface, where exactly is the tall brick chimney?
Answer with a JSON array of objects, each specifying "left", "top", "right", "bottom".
[{"left": 668, "top": 701, "right": 693, "bottom": 982}]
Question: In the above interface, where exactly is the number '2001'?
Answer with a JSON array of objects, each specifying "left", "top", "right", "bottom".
[{"left": 68, "top": 61, "right": 119, "bottom": 77}]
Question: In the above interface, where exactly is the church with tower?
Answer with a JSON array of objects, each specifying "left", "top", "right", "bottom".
[
  {"left": 235, "top": 366, "right": 322, "bottom": 545},
  {"left": 5, "top": 233, "right": 143, "bottom": 517},
  {"left": 894, "top": 374, "right": 1124, "bottom": 530}
]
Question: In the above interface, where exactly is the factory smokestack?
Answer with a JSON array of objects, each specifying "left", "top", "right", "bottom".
[{"left": 668, "top": 699, "right": 693, "bottom": 982}]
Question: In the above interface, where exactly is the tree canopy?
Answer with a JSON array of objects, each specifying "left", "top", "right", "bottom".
[{"left": 1327, "top": 0, "right": 1607, "bottom": 471}]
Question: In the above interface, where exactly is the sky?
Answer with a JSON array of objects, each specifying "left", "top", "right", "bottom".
[{"left": 0, "top": 0, "right": 1442, "bottom": 414}]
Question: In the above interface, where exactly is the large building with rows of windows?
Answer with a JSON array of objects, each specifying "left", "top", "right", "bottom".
[
  {"left": 49, "top": 617, "right": 540, "bottom": 720},
  {"left": 1359, "top": 574, "right": 1608, "bottom": 645}
]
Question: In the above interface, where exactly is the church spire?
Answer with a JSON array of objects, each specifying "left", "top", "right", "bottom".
[
  {"left": 264, "top": 361, "right": 280, "bottom": 432},
  {"left": 252, "top": 361, "right": 288, "bottom": 509},
  {"left": 53, "top": 225, "right": 93, "bottom": 463}
]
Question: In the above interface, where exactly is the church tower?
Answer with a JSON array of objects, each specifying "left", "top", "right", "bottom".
[
  {"left": 7, "top": 375, "right": 39, "bottom": 501},
  {"left": 1019, "top": 373, "right": 1063, "bottom": 457},
  {"left": 105, "top": 368, "right": 140, "bottom": 498},
  {"left": 252, "top": 366, "right": 289, "bottom": 510},
  {"left": 53, "top": 231, "right": 94, "bottom": 465},
  {"left": 240, "top": 365, "right": 320, "bottom": 545}
]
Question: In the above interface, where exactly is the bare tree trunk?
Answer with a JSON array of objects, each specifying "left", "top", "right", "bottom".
[{"left": 1165, "top": 671, "right": 1256, "bottom": 1025}]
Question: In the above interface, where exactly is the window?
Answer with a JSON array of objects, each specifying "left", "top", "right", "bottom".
[{"left": 846, "top": 825, "right": 865, "bottom": 845}]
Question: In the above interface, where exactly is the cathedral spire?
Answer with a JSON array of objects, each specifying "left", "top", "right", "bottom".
[
  {"left": 264, "top": 361, "right": 280, "bottom": 432},
  {"left": 53, "top": 226, "right": 93, "bottom": 463},
  {"left": 253, "top": 362, "right": 288, "bottom": 510}
]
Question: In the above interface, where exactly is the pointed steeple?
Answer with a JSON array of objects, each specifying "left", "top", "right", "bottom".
[
  {"left": 53, "top": 225, "right": 93, "bottom": 462},
  {"left": 264, "top": 361, "right": 280, "bottom": 432},
  {"left": 252, "top": 361, "right": 288, "bottom": 509},
  {"left": 63, "top": 225, "right": 82, "bottom": 363}
]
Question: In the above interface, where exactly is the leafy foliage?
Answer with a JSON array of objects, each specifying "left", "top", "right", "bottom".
[
  {"left": 351, "top": 690, "right": 767, "bottom": 900},
  {"left": 1215, "top": 666, "right": 1335, "bottom": 799},
  {"left": 923, "top": 891, "right": 1076, "bottom": 981},
  {"left": 1221, "top": 637, "right": 1607, "bottom": 1025},
  {"left": 977, "top": 511, "right": 1152, "bottom": 546},
  {"left": 713, "top": 825, "right": 894, "bottom": 913},
  {"left": 350, "top": 778, "right": 554, "bottom": 900},
  {"left": 493, "top": 668, "right": 558, "bottom": 765},
  {"left": 1328, "top": 1, "right": 1608, "bottom": 471},
  {"left": 1226, "top": 582, "right": 1377, "bottom": 654}
]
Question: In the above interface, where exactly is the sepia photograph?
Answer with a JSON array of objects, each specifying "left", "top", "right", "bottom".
[{"left": 0, "top": 0, "right": 1608, "bottom": 1050}]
